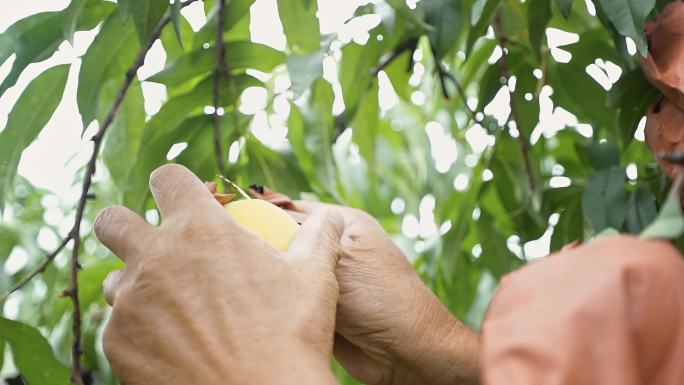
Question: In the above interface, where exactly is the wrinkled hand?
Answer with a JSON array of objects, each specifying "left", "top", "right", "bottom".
[
  {"left": 292, "top": 201, "right": 481, "bottom": 385},
  {"left": 94, "top": 165, "right": 342, "bottom": 385}
]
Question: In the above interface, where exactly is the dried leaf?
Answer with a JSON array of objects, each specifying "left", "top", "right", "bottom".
[
  {"left": 249, "top": 185, "right": 297, "bottom": 210},
  {"left": 214, "top": 193, "right": 236, "bottom": 205},
  {"left": 645, "top": 98, "right": 684, "bottom": 179},
  {"left": 640, "top": 2, "right": 684, "bottom": 111}
]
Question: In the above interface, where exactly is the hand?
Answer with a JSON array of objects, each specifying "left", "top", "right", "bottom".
[
  {"left": 292, "top": 201, "right": 481, "bottom": 385},
  {"left": 94, "top": 164, "right": 343, "bottom": 385}
]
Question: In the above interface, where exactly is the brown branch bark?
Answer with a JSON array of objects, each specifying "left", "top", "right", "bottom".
[
  {"left": 369, "top": 38, "right": 418, "bottom": 77},
  {"left": 212, "top": 0, "right": 229, "bottom": 189},
  {"left": 437, "top": 64, "right": 481, "bottom": 124},
  {"left": 2, "top": 2, "right": 201, "bottom": 383},
  {"left": 65, "top": 2, "right": 202, "bottom": 383},
  {"left": 494, "top": 10, "right": 537, "bottom": 196}
]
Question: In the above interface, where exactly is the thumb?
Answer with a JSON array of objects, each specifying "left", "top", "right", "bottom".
[{"left": 284, "top": 208, "right": 344, "bottom": 270}]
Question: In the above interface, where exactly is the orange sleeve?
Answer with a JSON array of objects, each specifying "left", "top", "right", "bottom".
[{"left": 481, "top": 236, "right": 684, "bottom": 385}]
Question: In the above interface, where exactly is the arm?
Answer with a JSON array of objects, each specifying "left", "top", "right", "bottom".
[{"left": 95, "top": 164, "right": 343, "bottom": 385}]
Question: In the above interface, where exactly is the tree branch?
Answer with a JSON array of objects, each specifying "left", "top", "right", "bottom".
[
  {"left": 436, "top": 64, "right": 481, "bottom": 124},
  {"left": 494, "top": 10, "right": 536, "bottom": 197},
  {"left": 1, "top": 2, "right": 201, "bottom": 383},
  {"left": 0, "top": 236, "right": 72, "bottom": 303},
  {"left": 212, "top": 0, "right": 229, "bottom": 189},
  {"left": 211, "top": 0, "right": 244, "bottom": 185},
  {"left": 56, "top": 2, "right": 201, "bottom": 383},
  {"left": 369, "top": 38, "right": 418, "bottom": 77}
]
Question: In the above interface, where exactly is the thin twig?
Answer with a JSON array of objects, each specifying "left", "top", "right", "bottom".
[
  {"left": 212, "top": 0, "right": 229, "bottom": 190},
  {"left": 437, "top": 64, "right": 481, "bottom": 124},
  {"left": 494, "top": 10, "right": 536, "bottom": 197},
  {"left": 63, "top": 2, "right": 201, "bottom": 383},
  {"left": 0, "top": 236, "right": 72, "bottom": 302},
  {"left": 369, "top": 38, "right": 418, "bottom": 77}
]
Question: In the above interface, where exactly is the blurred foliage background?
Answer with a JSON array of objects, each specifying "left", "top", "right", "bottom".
[{"left": 0, "top": 0, "right": 676, "bottom": 383}]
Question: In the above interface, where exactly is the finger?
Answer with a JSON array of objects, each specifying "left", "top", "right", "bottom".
[
  {"left": 205, "top": 181, "right": 217, "bottom": 194},
  {"left": 94, "top": 205, "right": 155, "bottom": 262},
  {"left": 103, "top": 270, "right": 124, "bottom": 306},
  {"left": 284, "top": 209, "right": 308, "bottom": 224},
  {"left": 285, "top": 208, "right": 344, "bottom": 269},
  {"left": 149, "top": 164, "right": 221, "bottom": 220},
  {"left": 333, "top": 334, "right": 386, "bottom": 385},
  {"left": 291, "top": 200, "right": 327, "bottom": 214}
]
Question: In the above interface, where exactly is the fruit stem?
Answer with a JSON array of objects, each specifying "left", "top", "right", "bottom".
[{"left": 217, "top": 175, "right": 251, "bottom": 199}]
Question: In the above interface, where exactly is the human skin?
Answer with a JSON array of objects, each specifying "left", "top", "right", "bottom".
[
  {"left": 289, "top": 201, "right": 481, "bottom": 385},
  {"left": 94, "top": 164, "right": 345, "bottom": 385}
]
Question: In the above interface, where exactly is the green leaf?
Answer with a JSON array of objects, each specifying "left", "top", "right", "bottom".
[
  {"left": 641, "top": 175, "right": 684, "bottom": 239},
  {"left": 575, "top": 141, "right": 620, "bottom": 170},
  {"left": 608, "top": 69, "right": 658, "bottom": 146},
  {"left": 527, "top": 0, "right": 551, "bottom": 62},
  {"left": 556, "top": 0, "right": 573, "bottom": 18},
  {"left": 339, "top": 35, "right": 385, "bottom": 120},
  {"left": 546, "top": 31, "right": 619, "bottom": 130},
  {"left": 101, "top": 80, "right": 146, "bottom": 185},
  {"left": 171, "top": 0, "right": 183, "bottom": 49},
  {"left": 243, "top": 137, "right": 312, "bottom": 197},
  {"left": 477, "top": 64, "right": 502, "bottom": 113},
  {"left": 422, "top": 0, "right": 463, "bottom": 58},
  {"left": 276, "top": 0, "right": 321, "bottom": 54},
  {"left": 582, "top": 166, "right": 628, "bottom": 232},
  {"left": 147, "top": 42, "right": 285, "bottom": 85},
  {"left": 125, "top": 75, "right": 261, "bottom": 212},
  {"left": 193, "top": 0, "right": 256, "bottom": 48},
  {"left": 78, "top": 13, "right": 140, "bottom": 126},
  {"left": 287, "top": 79, "right": 337, "bottom": 196},
  {"left": 383, "top": 49, "right": 412, "bottom": 100},
  {"left": 131, "top": 0, "right": 168, "bottom": 45},
  {"left": 0, "top": 318, "right": 70, "bottom": 385},
  {"left": 551, "top": 191, "right": 583, "bottom": 251},
  {"left": 352, "top": 82, "right": 379, "bottom": 165},
  {"left": 466, "top": 0, "right": 500, "bottom": 54},
  {"left": 626, "top": 186, "right": 657, "bottom": 234},
  {"left": 0, "top": 65, "right": 69, "bottom": 211},
  {"left": 477, "top": 213, "right": 522, "bottom": 278},
  {"left": 595, "top": 0, "right": 655, "bottom": 55},
  {"left": 0, "top": 2, "right": 114, "bottom": 96},
  {"left": 63, "top": 0, "right": 89, "bottom": 44},
  {"left": 118, "top": 0, "right": 130, "bottom": 22},
  {"left": 286, "top": 51, "right": 324, "bottom": 97}
]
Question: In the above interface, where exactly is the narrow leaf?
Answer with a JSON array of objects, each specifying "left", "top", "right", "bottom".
[
  {"left": 131, "top": 0, "right": 168, "bottom": 45},
  {"left": 78, "top": 13, "right": 140, "bottom": 126},
  {"left": 582, "top": 166, "right": 628, "bottom": 232},
  {"left": 286, "top": 51, "right": 324, "bottom": 97},
  {"left": 125, "top": 74, "right": 261, "bottom": 212},
  {"left": 63, "top": 0, "right": 89, "bottom": 44},
  {"left": 118, "top": 0, "right": 130, "bottom": 22},
  {"left": 527, "top": 0, "right": 552, "bottom": 62},
  {"left": 276, "top": 0, "right": 321, "bottom": 54},
  {"left": 0, "top": 318, "right": 70, "bottom": 385},
  {"left": 101, "top": 80, "right": 146, "bottom": 184},
  {"left": 596, "top": 0, "right": 656, "bottom": 55},
  {"left": 147, "top": 42, "right": 285, "bottom": 85},
  {"left": 0, "top": 65, "right": 69, "bottom": 211},
  {"left": 171, "top": 0, "right": 183, "bottom": 49},
  {"left": 641, "top": 174, "right": 684, "bottom": 239},
  {"left": 422, "top": 0, "right": 463, "bottom": 58},
  {"left": 626, "top": 187, "right": 658, "bottom": 234},
  {"left": 556, "top": 0, "right": 573, "bottom": 18},
  {"left": 0, "top": 3, "right": 113, "bottom": 96}
]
